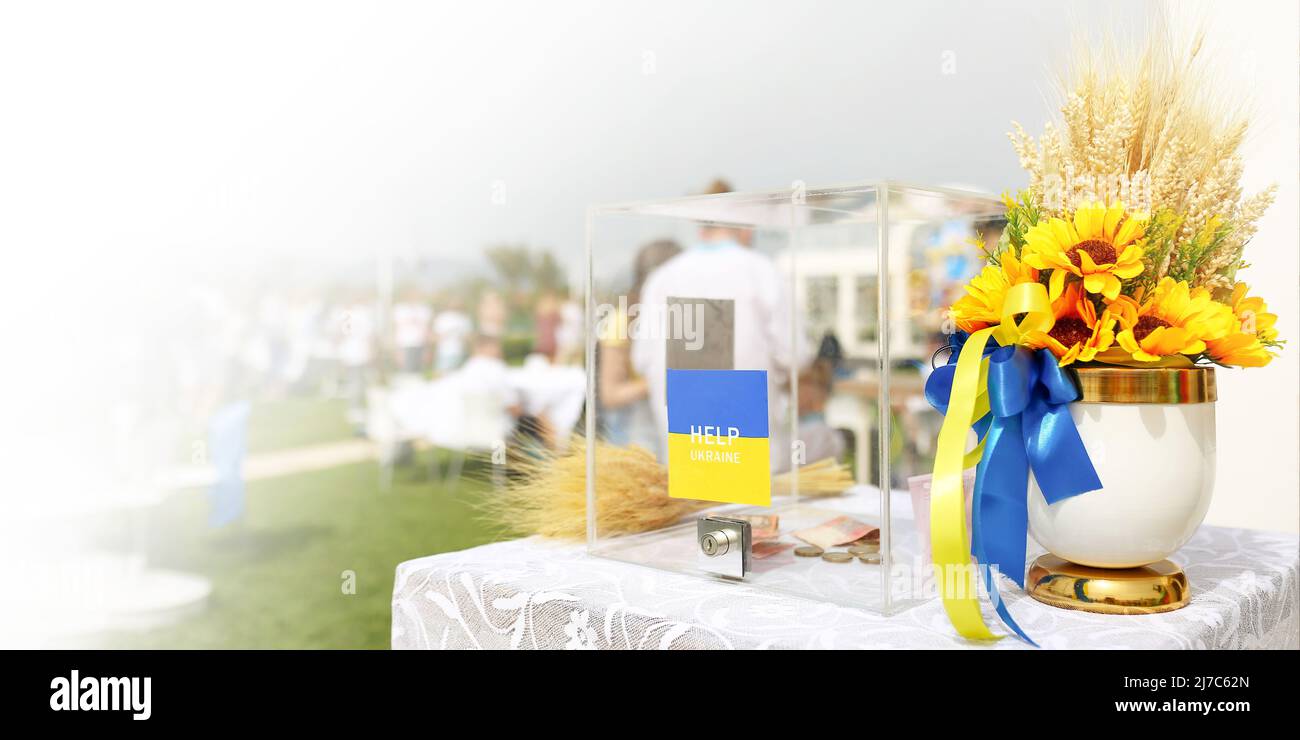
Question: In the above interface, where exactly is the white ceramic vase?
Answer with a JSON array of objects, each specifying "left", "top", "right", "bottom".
[{"left": 1027, "top": 367, "right": 1217, "bottom": 569}]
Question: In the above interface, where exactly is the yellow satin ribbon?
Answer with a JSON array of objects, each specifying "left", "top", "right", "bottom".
[{"left": 931, "top": 281, "right": 1054, "bottom": 640}]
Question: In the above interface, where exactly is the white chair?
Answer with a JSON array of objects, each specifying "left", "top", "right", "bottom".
[
  {"left": 825, "top": 390, "right": 874, "bottom": 485},
  {"left": 429, "top": 390, "right": 510, "bottom": 490},
  {"left": 365, "top": 386, "right": 411, "bottom": 491}
]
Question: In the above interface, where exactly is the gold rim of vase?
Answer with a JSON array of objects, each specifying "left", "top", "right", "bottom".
[
  {"left": 1026, "top": 555, "right": 1191, "bottom": 614},
  {"left": 1071, "top": 366, "right": 1216, "bottom": 404}
]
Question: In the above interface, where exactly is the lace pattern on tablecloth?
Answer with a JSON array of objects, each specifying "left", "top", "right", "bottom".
[{"left": 392, "top": 525, "right": 1299, "bottom": 650}]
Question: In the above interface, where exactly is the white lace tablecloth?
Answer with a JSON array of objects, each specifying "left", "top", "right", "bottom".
[{"left": 392, "top": 498, "right": 1299, "bottom": 650}]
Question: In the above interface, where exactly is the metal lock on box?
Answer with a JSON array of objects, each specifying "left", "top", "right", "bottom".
[{"left": 697, "top": 516, "right": 751, "bottom": 579}]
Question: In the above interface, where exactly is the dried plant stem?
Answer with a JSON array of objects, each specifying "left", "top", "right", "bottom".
[
  {"left": 1007, "top": 11, "right": 1274, "bottom": 293},
  {"left": 479, "top": 439, "right": 852, "bottom": 540}
]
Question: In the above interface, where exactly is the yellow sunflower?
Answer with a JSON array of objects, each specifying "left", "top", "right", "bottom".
[
  {"left": 1205, "top": 333, "right": 1273, "bottom": 367},
  {"left": 1022, "top": 201, "right": 1147, "bottom": 301},
  {"left": 948, "top": 251, "right": 1039, "bottom": 333},
  {"left": 1204, "top": 282, "right": 1278, "bottom": 367},
  {"left": 1225, "top": 282, "right": 1278, "bottom": 342},
  {"left": 1023, "top": 282, "right": 1118, "bottom": 366},
  {"left": 1110, "top": 278, "right": 1234, "bottom": 362}
]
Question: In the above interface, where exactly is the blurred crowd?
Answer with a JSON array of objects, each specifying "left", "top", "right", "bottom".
[
  {"left": 161, "top": 266, "right": 585, "bottom": 527},
  {"left": 182, "top": 284, "right": 582, "bottom": 405}
]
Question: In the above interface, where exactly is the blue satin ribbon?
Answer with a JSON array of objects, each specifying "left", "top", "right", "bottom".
[{"left": 925, "top": 333, "right": 1102, "bottom": 645}]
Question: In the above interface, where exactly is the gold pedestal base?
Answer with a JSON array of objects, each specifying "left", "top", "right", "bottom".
[{"left": 1026, "top": 555, "right": 1189, "bottom": 615}]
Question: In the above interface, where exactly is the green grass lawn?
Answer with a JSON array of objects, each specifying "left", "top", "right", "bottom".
[
  {"left": 246, "top": 397, "right": 356, "bottom": 454},
  {"left": 101, "top": 452, "right": 503, "bottom": 649},
  {"left": 167, "top": 397, "right": 356, "bottom": 466}
]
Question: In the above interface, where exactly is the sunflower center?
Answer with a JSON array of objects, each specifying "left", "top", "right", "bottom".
[
  {"left": 1068, "top": 239, "right": 1118, "bottom": 268},
  {"left": 1048, "top": 317, "right": 1091, "bottom": 348},
  {"left": 1132, "top": 315, "right": 1171, "bottom": 342}
]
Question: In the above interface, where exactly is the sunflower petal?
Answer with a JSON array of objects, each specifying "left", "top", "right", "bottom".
[
  {"left": 1078, "top": 296, "right": 1097, "bottom": 324},
  {"left": 1142, "top": 326, "right": 1191, "bottom": 356},
  {"left": 1103, "top": 203, "right": 1124, "bottom": 239},
  {"left": 1050, "top": 219, "right": 1077, "bottom": 250},
  {"left": 1077, "top": 249, "right": 1098, "bottom": 272},
  {"left": 1073, "top": 206, "right": 1098, "bottom": 240},
  {"left": 1114, "top": 217, "right": 1143, "bottom": 247},
  {"left": 1117, "top": 331, "right": 1141, "bottom": 354},
  {"left": 1049, "top": 268, "right": 1066, "bottom": 302},
  {"left": 1059, "top": 344, "right": 1081, "bottom": 366},
  {"left": 1022, "top": 253, "right": 1049, "bottom": 270},
  {"left": 1102, "top": 275, "right": 1121, "bottom": 300},
  {"left": 1113, "top": 260, "right": 1144, "bottom": 279}
]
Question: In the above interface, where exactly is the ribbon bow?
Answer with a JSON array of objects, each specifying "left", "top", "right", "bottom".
[{"left": 925, "top": 282, "right": 1101, "bottom": 644}]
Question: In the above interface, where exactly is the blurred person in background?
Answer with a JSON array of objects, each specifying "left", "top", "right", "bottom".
[
  {"left": 533, "top": 291, "right": 561, "bottom": 362},
  {"left": 433, "top": 295, "right": 472, "bottom": 373},
  {"left": 598, "top": 239, "right": 681, "bottom": 447},
  {"left": 795, "top": 348, "right": 847, "bottom": 465},
  {"left": 186, "top": 287, "right": 254, "bottom": 529},
  {"left": 392, "top": 288, "right": 433, "bottom": 375},
  {"left": 554, "top": 287, "right": 583, "bottom": 366},
  {"left": 504, "top": 289, "right": 536, "bottom": 362},
  {"left": 475, "top": 290, "right": 506, "bottom": 341},
  {"left": 455, "top": 333, "right": 522, "bottom": 438},
  {"left": 250, "top": 290, "right": 290, "bottom": 397},
  {"left": 282, "top": 289, "right": 325, "bottom": 393},
  {"left": 632, "top": 179, "right": 809, "bottom": 469},
  {"left": 312, "top": 290, "right": 347, "bottom": 397},
  {"left": 333, "top": 293, "right": 376, "bottom": 431}
]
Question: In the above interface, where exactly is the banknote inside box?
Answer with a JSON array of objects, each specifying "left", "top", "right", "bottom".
[{"left": 585, "top": 182, "right": 1004, "bottom": 614}]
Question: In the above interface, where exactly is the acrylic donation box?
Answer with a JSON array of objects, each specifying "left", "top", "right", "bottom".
[{"left": 584, "top": 182, "right": 1004, "bottom": 614}]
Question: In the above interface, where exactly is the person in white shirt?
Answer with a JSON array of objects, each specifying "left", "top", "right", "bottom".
[
  {"left": 452, "top": 334, "right": 522, "bottom": 443},
  {"left": 554, "top": 292, "right": 584, "bottom": 366},
  {"left": 631, "top": 219, "right": 809, "bottom": 471}
]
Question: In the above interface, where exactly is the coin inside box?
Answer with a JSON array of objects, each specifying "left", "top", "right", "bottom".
[{"left": 585, "top": 182, "right": 1003, "bottom": 614}]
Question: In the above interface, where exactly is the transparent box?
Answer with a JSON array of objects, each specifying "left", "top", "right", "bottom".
[{"left": 584, "top": 182, "right": 1004, "bottom": 614}]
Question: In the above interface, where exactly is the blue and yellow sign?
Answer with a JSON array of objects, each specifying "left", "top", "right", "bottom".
[{"left": 666, "top": 369, "right": 770, "bottom": 507}]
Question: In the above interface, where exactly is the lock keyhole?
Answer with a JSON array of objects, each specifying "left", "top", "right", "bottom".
[{"left": 701, "top": 530, "right": 729, "bottom": 557}]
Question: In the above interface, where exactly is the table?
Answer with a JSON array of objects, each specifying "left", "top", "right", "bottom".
[
  {"left": 387, "top": 359, "right": 586, "bottom": 449},
  {"left": 392, "top": 493, "right": 1298, "bottom": 650}
]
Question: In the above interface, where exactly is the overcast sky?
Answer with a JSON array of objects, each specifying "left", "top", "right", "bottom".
[{"left": 2, "top": 0, "right": 1153, "bottom": 281}]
